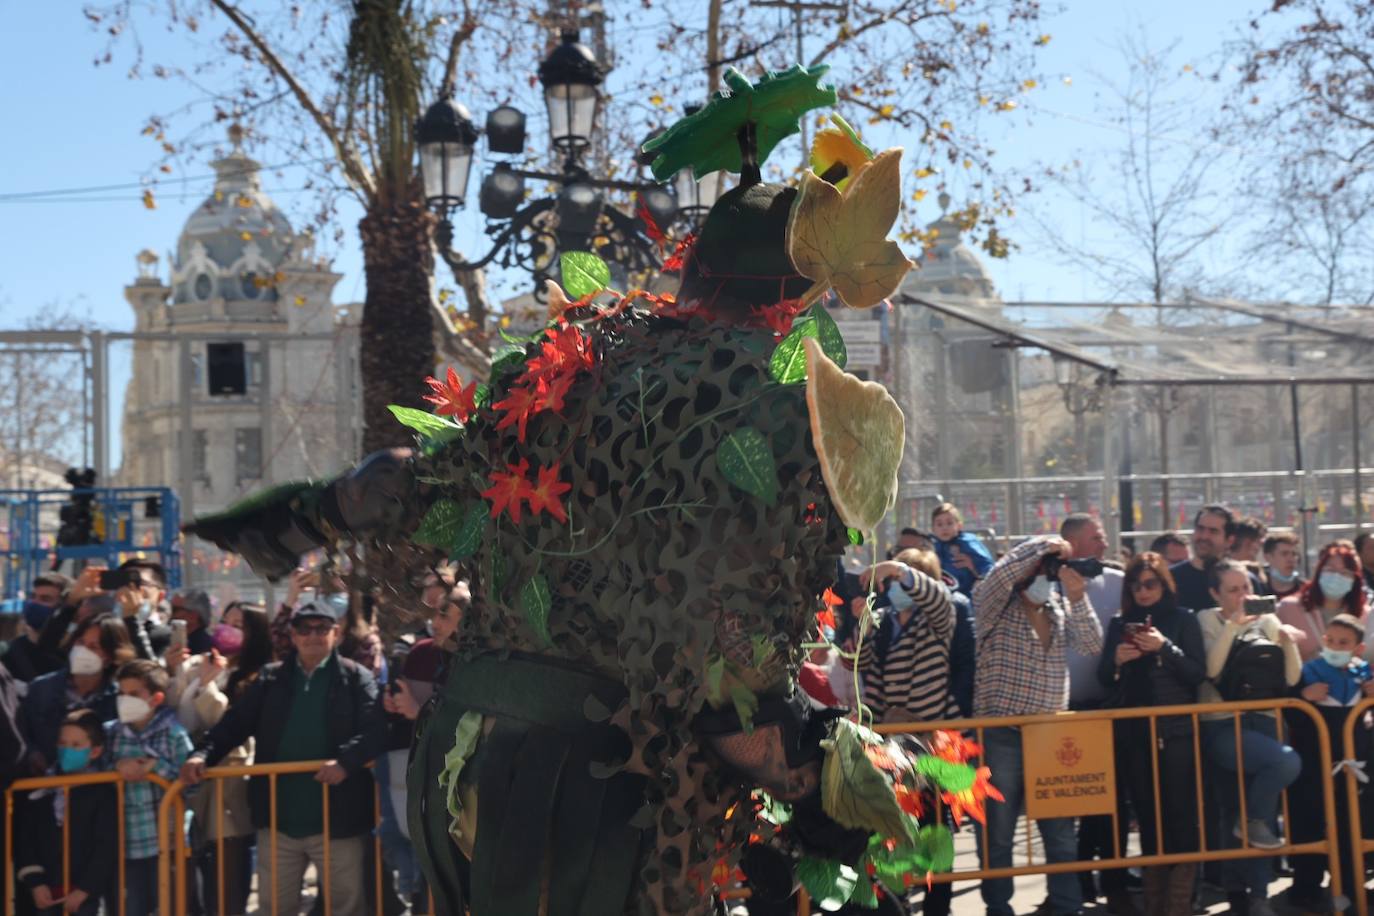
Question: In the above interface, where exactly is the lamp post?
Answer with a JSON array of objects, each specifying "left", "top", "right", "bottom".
[{"left": 419, "top": 28, "right": 706, "bottom": 316}]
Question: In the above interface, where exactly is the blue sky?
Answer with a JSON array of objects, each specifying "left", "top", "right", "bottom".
[{"left": 0, "top": 1, "right": 1259, "bottom": 467}]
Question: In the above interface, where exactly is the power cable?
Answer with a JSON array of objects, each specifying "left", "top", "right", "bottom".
[{"left": 0, "top": 156, "right": 334, "bottom": 201}]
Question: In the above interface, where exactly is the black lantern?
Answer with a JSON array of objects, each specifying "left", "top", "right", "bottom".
[
  {"left": 675, "top": 169, "right": 728, "bottom": 222},
  {"left": 538, "top": 28, "right": 604, "bottom": 156},
  {"left": 479, "top": 162, "right": 526, "bottom": 219},
  {"left": 485, "top": 106, "right": 527, "bottom": 155},
  {"left": 556, "top": 182, "right": 604, "bottom": 238},
  {"left": 416, "top": 95, "right": 480, "bottom": 210}
]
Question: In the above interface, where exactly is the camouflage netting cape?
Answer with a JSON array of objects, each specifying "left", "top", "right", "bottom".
[{"left": 188, "top": 65, "right": 997, "bottom": 916}]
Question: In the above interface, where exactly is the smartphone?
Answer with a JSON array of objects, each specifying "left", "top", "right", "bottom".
[
  {"left": 1243, "top": 595, "right": 1278, "bottom": 616},
  {"left": 1124, "top": 615, "right": 1152, "bottom": 645},
  {"left": 99, "top": 568, "right": 134, "bottom": 590},
  {"left": 169, "top": 619, "right": 188, "bottom": 653}
]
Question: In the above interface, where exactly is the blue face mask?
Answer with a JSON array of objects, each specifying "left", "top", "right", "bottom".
[
  {"left": 1321, "top": 647, "right": 1354, "bottom": 669},
  {"left": 1024, "top": 575, "right": 1055, "bottom": 606},
  {"left": 1269, "top": 567, "right": 1298, "bottom": 584},
  {"left": 58, "top": 746, "right": 92, "bottom": 773},
  {"left": 886, "top": 580, "right": 915, "bottom": 612},
  {"left": 1320, "top": 571, "right": 1355, "bottom": 600}
]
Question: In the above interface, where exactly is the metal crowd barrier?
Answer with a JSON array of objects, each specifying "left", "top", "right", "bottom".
[
  {"left": 6, "top": 698, "right": 1359, "bottom": 915},
  {"left": 876, "top": 699, "right": 1345, "bottom": 895},
  {"left": 1340, "top": 696, "right": 1374, "bottom": 916},
  {"left": 4, "top": 770, "right": 175, "bottom": 916}
]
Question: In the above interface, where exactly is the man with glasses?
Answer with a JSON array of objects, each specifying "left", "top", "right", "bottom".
[{"left": 181, "top": 598, "right": 385, "bottom": 916}]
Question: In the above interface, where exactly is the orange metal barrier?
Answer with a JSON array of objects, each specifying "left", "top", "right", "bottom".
[
  {"left": 5, "top": 770, "right": 174, "bottom": 916},
  {"left": 1339, "top": 696, "right": 1374, "bottom": 915},
  {"left": 875, "top": 698, "right": 1345, "bottom": 897}
]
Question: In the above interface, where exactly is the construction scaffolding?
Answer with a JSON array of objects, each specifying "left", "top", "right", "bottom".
[{"left": 886, "top": 293, "right": 1374, "bottom": 563}]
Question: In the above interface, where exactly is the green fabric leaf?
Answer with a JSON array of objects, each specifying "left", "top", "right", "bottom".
[
  {"left": 519, "top": 573, "right": 553, "bottom": 646},
  {"left": 489, "top": 345, "right": 528, "bottom": 382},
  {"left": 643, "top": 65, "right": 837, "bottom": 180},
  {"left": 387, "top": 405, "right": 460, "bottom": 436},
  {"left": 847, "top": 527, "right": 864, "bottom": 546},
  {"left": 420, "top": 426, "right": 464, "bottom": 456},
  {"left": 821, "top": 718, "right": 910, "bottom": 840},
  {"left": 914, "top": 756, "right": 976, "bottom": 793},
  {"left": 812, "top": 306, "right": 849, "bottom": 368},
  {"left": 705, "top": 655, "right": 726, "bottom": 705},
  {"left": 796, "top": 857, "right": 857, "bottom": 912},
  {"left": 730, "top": 684, "right": 759, "bottom": 734},
  {"left": 916, "top": 824, "right": 955, "bottom": 873},
  {"left": 412, "top": 499, "right": 465, "bottom": 549},
  {"left": 474, "top": 382, "right": 492, "bottom": 408},
  {"left": 560, "top": 251, "right": 611, "bottom": 299},
  {"left": 449, "top": 501, "right": 490, "bottom": 561},
  {"left": 439, "top": 710, "right": 483, "bottom": 842},
  {"left": 716, "top": 427, "right": 779, "bottom": 505},
  {"left": 849, "top": 869, "right": 879, "bottom": 909},
  {"left": 768, "top": 317, "right": 818, "bottom": 383}
]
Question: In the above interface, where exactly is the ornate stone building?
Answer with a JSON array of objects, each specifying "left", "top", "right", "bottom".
[{"left": 118, "top": 132, "right": 361, "bottom": 593}]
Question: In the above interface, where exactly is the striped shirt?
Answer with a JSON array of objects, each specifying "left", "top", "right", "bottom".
[
  {"left": 972, "top": 537, "right": 1103, "bottom": 719},
  {"left": 857, "top": 570, "right": 955, "bottom": 722}
]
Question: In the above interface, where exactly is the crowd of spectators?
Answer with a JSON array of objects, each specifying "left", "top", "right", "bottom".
[
  {"left": 0, "top": 499, "right": 1370, "bottom": 916},
  {"left": 0, "top": 558, "right": 462, "bottom": 916},
  {"left": 835, "top": 502, "right": 1372, "bottom": 916}
]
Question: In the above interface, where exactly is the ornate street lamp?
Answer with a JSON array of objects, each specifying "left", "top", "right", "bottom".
[
  {"left": 539, "top": 29, "right": 603, "bottom": 162},
  {"left": 424, "top": 27, "right": 701, "bottom": 312},
  {"left": 416, "top": 95, "right": 480, "bottom": 211}
]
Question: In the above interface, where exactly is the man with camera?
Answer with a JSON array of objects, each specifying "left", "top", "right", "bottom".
[{"left": 973, "top": 536, "right": 1103, "bottom": 916}]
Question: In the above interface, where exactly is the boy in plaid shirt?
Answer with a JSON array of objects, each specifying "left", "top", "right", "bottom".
[{"left": 108, "top": 659, "right": 193, "bottom": 916}]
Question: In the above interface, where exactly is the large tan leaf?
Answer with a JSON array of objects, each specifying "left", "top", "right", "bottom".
[
  {"left": 787, "top": 148, "right": 915, "bottom": 310},
  {"left": 804, "top": 337, "right": 904, "bottom": 532}
]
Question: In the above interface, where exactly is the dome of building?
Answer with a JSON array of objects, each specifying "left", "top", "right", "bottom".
[
  {"left": 171, "top": 127, "right": 294, "bottom": 305},
  {"left": 901, "top": 200, "right": 999, "bottom": 301}
]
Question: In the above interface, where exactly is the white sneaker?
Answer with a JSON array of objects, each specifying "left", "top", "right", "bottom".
[{"left": 1233, "top": 819, "right": 1284, "bottom": 850}]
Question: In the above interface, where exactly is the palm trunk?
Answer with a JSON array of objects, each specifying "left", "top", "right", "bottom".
[{"left": 358, "top": 181, "right": 436, "bottom": 455}]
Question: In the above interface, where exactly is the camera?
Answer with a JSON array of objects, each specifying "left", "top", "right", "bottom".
[{"left": 1041, "top": 555, "right": 1104, "bottom": 581}]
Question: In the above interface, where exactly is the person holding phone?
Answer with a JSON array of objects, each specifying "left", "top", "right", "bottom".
[
  {"left": 1197, "top": 560, "right": 1303, "bottom": 914},
  {"left": 1097, "top": 553, "right": 1205, "bottom": 916}
]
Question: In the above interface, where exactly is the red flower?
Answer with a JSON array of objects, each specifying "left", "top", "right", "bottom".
[
  {"left": 532, "top": 373, "right": 574, "bottom": 414},
  {"left": 749, "top": 298, "right": 806, "bottom": 336},
  {"left": 492, "top": 385, "right": 542, "bottom": 443},
  {"left": 481, "top": 459, "right": 534, "bottom": 523},
  {"left": 816, "top": 607, "right": 837, "bottom": 632},
  {"left": 894, "top": 782, "right": 925, "bottom": 819},
  {"left": 663, "top": 233, "right": 696, "bottom": 273},
  {"left": 942, "top": 766, "right": 1004, "bottom": 827},
  {"left": 525, "top": 325, "right": 594, "bottom": 381},
  {"left": 527, "top": 464, "right": 572, "bottom": 524},
  {"left": 635, "top": 195, "right": 667, "bottom": 248},
  {"left": 930, "top": 730, "right": 982, "bottom": 764},
  {"left": 422, "top": 367, "right": 479, "bottom": 421}
]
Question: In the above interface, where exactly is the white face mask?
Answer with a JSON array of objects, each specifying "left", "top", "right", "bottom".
[
  {"left": 68, "top": 644, "right": 104, "bottom": 676},
  {"left": 1319, "top": 571, "right": 1355, "bottom": 600},
  {"left": 886, "top": 579, "right": 915, "bottom": 612},
  {"left": 116, "top": 694, "right": 152, "bottom": 724},
  {"left": 1024, "top": 575, "right": 1055, "bottom": 607}
]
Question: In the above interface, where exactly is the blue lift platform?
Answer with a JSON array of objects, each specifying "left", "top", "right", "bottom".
[{"left": 0, "top": 487, "right": 182, "bottom": 601}]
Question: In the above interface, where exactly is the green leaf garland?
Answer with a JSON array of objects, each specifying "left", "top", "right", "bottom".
[
  {"left": 519, "top": 573, "right": 553, "bottom": 646},
  {"left": 448, "top": 501, "right": 490, "bottom": 561},
  {"left": 388, "top": 405, "right": 461, "bottom": 436},
  {"left": 412, "top": 499, "right": 466, "bottom": 550},
  {"left": 560, "top": 251, "right": 611, "bottom": 299},
  {"left": 795, "top": 857, "right": 858, "bottom": 912},
  {"left": 812, "top": 305, "right": 849, "bottom": 368},
  {"left": 768, "top": 317, "right": 817, "bottom": 383},
  {"left": 715, "top": 427, "right": 779, "bottom": 505}
]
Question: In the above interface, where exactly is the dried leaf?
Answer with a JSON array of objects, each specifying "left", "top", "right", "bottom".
[
  {"left": 787, "top": 148, "right": 915, "bottom": 310},
  {"left": 804, "top": 337, "right": 904, "bottom": 532}
]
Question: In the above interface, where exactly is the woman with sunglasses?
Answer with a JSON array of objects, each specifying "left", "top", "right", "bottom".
[{"left": 1097, "top": 552, "right": 1206, "bottom": 916}]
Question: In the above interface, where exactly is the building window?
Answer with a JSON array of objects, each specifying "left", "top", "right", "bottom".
[
  {"left": 193, "top": 273, "right": 214, "bottom": 301},
  {"left": 235, "top": 428, "right": 262, "bottom": 482},
  {"left": 241, "top": 273, "right": 261, "bottom": 300}
]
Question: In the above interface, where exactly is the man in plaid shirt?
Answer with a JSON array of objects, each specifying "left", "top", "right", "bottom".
[
  {"left": 108, "top": 658, "right": 193, "bottom": 916},
  {"left": 973, "top": 536, "right": 1103, "bottom": 916}
]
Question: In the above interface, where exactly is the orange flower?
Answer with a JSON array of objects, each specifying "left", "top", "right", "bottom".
[
  {"left": 930, "top": 730, "right": 982, "bottom": 763},
  {"left": 941, "top": 766, "right": 1003, "bottom": 826},
  {"left": 492, "top": 384, "right": 541, "bottom": 443},
  {"left": 527, "top": 464, "right": 572, "bottom": 524},
  {"left": 481, "top": 459, "right": 534, "bottom": 523},
  {"left": 894, "top": 782, "right": 925, "bottom": 818},
  {"left": 422, "top": 367, "right": 479, "bottom": 422}
]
